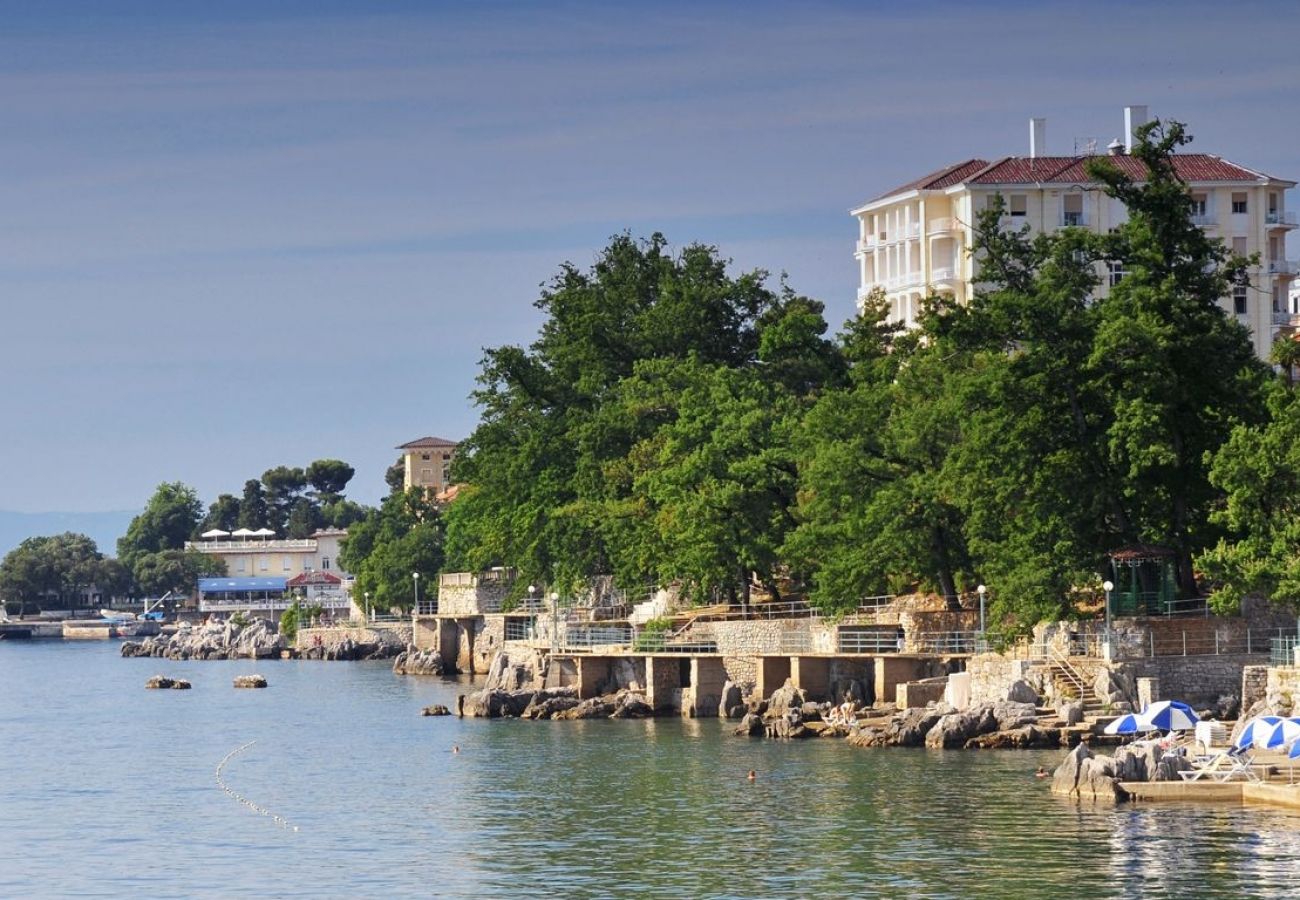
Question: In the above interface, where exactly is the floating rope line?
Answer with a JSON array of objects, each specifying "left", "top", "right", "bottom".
[{"left": 215, "top": 740, "right": 298, "bottom": 832}]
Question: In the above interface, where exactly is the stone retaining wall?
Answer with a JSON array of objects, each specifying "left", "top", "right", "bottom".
[
  {"left": 297, "top": 622, "right": 413, "bottom": 650},
  {"left": 1265, "top": 666, "right": 1300, "bottom": 715},
  {"left": 1119, "top": 653, "right": 1268, "bottom": 708}
]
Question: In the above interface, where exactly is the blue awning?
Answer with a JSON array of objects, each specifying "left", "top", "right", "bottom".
[{"left": 198, "top": 577, "right": 288, "bottom": 593}]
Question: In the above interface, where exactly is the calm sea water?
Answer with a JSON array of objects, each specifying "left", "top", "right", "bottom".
[{"left": 2, "top": 640, "right": 1298, "bottom": 899}]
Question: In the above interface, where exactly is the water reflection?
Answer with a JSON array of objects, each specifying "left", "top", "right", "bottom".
[{"left": 3, "top": 641, "right": 1300, "bottom": 898}]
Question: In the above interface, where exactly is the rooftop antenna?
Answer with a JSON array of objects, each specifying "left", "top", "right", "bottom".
[{"left": 1073, "top": 137, "right": 1098, "bottom": 155}]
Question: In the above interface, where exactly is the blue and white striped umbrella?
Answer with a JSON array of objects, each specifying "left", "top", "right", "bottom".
[
  {"left": 1140, "top": 700, "right": 1199, "bottom": 732},
  {"left": 1290, "top": 738, "right": 1300, "bottom": 760},
  {"left": 1104, "top": 713, "right": 1153, "bottom": 735},
  {"left": 1261, "top": 718, "right": 1300, "bottom": 749},
  {"left": 1237, "top": 715, "right": 1286, "bottom": 749}
]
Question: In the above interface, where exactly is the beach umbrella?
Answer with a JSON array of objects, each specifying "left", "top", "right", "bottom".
[
  {"left": 231, "top": 528, "right": 256, "bottom": 538},
  {"left": 1290, "top": 739, "right": 1300, "bottom": 760},
  {"left": 1104, "top": 713, "right": 1153, "bottom": 735},
  {"left": 1236, "top": 715, "right": 1286, "bottom": 749},
  {"left": 1261, "top": 717, "right": 1300, "bottom": 749},
  {"left": 200, "top": 529, "right": 230, "bottom": 539},
  {"left": 1140, "top": 700, "right": 1199, "bottom": 732}
]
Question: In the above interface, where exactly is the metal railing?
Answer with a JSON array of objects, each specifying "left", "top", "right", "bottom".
[
  {"left": 416, "top": 599, "right": 439, "bottom": 615},
  {"left": 1272, "top": 311, "right": 1300, "bottom": 327},
  {"left": 913, "top": 631, "right": 981, "bottom": 654},
  {"left": 928, "top": 217, "right": 956, "bottom": 234},
  {"left": 1266, "top": 211, "right": 1298, "bottom": 226},
  {"left": 504, "top": 619, "right": 533, "bottom": 641},
  {"left": 1272, "top": 637, "right": 1299, "bottom": 667},
  {"left": 186, "top": 539, "right": 317, "bottom": 551},
  {"left": 1060, "top": 212, "right": 1087, "bottom": 227},
  {"left": 1267, "top": 259, "right": 1299, "bottom": 275},
  {"left": 930, "top": 266, "right": 957, "bottom": 283},
  {"left": 1191, "top": 213, "right": 1216, "bottom": 227},
  {"left": 837, "top": 630, "right": 900, "bottom": 653}
]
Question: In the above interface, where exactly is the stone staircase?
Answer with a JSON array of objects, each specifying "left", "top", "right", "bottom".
[{"left": 1037, "top": 653, "right": 1106, "bottom": 716}]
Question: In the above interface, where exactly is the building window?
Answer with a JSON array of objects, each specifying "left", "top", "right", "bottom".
[
  {"left": 1108, "top": 262, "right": 1126, "bottom": 287},
  {"left": 420, "top": 467, "right": 433, "bottom": 480},
  {"left": 283, "top": 556, "right": 291, "bottom": 572},
  {"left": 1062, "top": 194, "right": 1084, "bottom": 226},
  {"left": 237, "top": 558, "right": 246, "bottom": 573},
  {"left": 1190, "top": 194, "right": 1207, "bottom": 217},
  {"left": 421, "top": 452, "right": 431, "bottom": 461},
  {"left": 1009, "top": 194, "right": 1027, "bottom": 218},
  {"left": 1234, "top": 285, "right": 1248, "bottom": 315},
  {"left": 442, "top": 467, "right": 451, "bottom": 482},
  {"left": 1232, "top": 237, "right": 1248, "bottom": 258},
  {"left": 322, "top": 557, "right": 330, "bottom": 571},
  {"left": 259, "top": 557, "right": 269, "bottom": 571},
  {"left": 1232, "top": 193, "right": 1248, "bottom": 215},
  {"left": 442, "top": 453, "right": 451, "bottom": 461}
]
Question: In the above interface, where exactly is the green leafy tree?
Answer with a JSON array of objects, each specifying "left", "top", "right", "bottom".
[
  {"left": 238, "top": 480, "right": 268, "bottom": 530},
  {"left": 0, "top": 533, "right": 122, "bottom": 613},
  {"left": 341, "top": 489, "right": 444, "bottom": 613},
  {"left": 384, "top": 457, "right": 406, "bottom": 496},
  {"left": 132, "top": 549, "right": 226, "bottom": 598},
  {"left": 261, "top": 466, "right": 307, "bottom": 533},
  {"left": 117, "top": 483, "right": 203, "bottom": 574},
  {"left": 199, "top": 494, "right": 242, "bottom": 534},
  {"left": 305, "top": 459, "right": 355, "bottom": 502}
]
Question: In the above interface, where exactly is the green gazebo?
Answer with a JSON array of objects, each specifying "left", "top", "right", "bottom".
[{"left": 1106, "top": 545, "right": 1178, "bottom": 617}]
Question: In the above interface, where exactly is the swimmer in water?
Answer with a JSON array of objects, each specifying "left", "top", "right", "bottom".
[
  {"left": 1035, "top": 766, "right": 1049, "bottom": 778},
  {"left": 453, "top": 745, "right": 460, "bottom": 754},
  {"left": 747, "top": 769, "right": 756, "bottom": 781}
]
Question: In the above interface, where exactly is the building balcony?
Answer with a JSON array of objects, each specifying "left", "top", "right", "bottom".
[
  {"left": 856, "top": 235, "right": 881, "bottom": 253},
  {"left": 1191, "top": 213, "right": 1216, "bottom": 228},
  {"left": 187, "top": 539, "right": 318, "bottom": 552},
  {"left": 1267, "top": 260, "right": 1299, "bottom": 276},
  {"left": 889, "top": 223, "right": 920, "bottom": 242},
  {"left": 929, "top": 266, "right": 958, "bottom": 284},
  {"left": 1266, "top": 211, "right": 1298, "bottom": 228},
  {"left": 1060, "top": 212, "right": 1088, "bottom": 228},
  {"left": 1271, "top": 311, "right": 1300, "bottom": 327},
  {"left": 928, "top": 217, "right": 957, "bottom": 235}
]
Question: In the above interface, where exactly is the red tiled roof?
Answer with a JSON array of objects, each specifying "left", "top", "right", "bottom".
[
  {"left": 397, "top": 436, "right": 458, "bottom": 450},
  {"left": 870, "top": 153, "right": 1281, "bottom": 200},
  {"left": 868, "top": 159, "right": 990, "bottom": 203},
  {"left": 286, "top": 571, "right": 342, "bottom": 587}
]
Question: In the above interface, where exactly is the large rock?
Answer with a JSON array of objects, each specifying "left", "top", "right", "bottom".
[
  {"left": 233, "top": 674, "right": 268, "bottom": 689},
  {"left": 393, "top": 647, "right": 446, "bottom": 676},
  {"left": 925, "top": 706, "right": 997, "bottom": 748},
  {"left": 718, "top": 681, "right": 745, "bottom": 719},
  {"left": 1050, "top": 742, "right": 1129, "bottom": 802},
  {"left": 1058, "top": 701, "right": 1084, "bottom": 727},
  {"left": 145, "top": 675, "right": 175, "bottom": 689},
  {"left": 765, "top": 709, "right": 811, "bottom": 739},
  {"left": 521, "top": 690, "right": 581, "bottom": 720},
  {"left": 482, "top": 649, "right": 546, "bottom": 693},
  {"left": 1005, "top": 679, "right": 1040, "bottom": 705},
  {"left": 734, "top": 713, "right": 765, "bottom": 736},
  {"left": 421, "top": 704, "right": 451, "bottom": 716},
  {"left": 965, "top": 725, "right": 1061, "bottom": 749},
  {"left": 766, "top": 680, "right": 808, "bottom": 717},
  {"left": 890, "top": 705, "right": 951, "bottom": 747},
  {"left": 121, "top": 618, "right": 284, "bottom": 661},
  {"left": 609, "top": 693, "right": 655, "bottom": 719},
  {"left": 991, "top": 700, "right": 1039, "bottom": 731},
  {"left": 555, "top": 697, "right": 618, "bottom": 720}
]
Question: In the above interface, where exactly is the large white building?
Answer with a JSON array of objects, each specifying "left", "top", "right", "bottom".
[
  {"left": 186, "top": 528, "right": 352, "bottom": 615},
  {"left": 852, "top": 107, "right": 1297, "bottom": 360}
]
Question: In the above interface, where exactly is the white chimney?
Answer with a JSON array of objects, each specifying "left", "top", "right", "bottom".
[
  {"left": 1124, "top": 105, "right": 1149, "bottom": 154},
  {"left": 1029, "top": 117, "right": 1047, "bottom": 158}
]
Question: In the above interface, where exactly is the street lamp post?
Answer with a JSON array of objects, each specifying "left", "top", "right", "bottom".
[
  {"left": 528, "top": 584, "right": 538, "bottom": 643},
  {"left": 550, "top": 591, "right": 559, "bottom": 651},
  {"left": 412, "top": 572, "right": 421, "bottom": 615},
  {"left": 1103, "top": 579, "right": 1114, "bottom": 657},
  {"left": 364, "top": 591, "right": 371, "bottom": 623},
  {"left": 976, "top": 584, "right": 987, "bottom": 638}
]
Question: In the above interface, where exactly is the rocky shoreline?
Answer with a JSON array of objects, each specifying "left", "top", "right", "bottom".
[{"left": 122, "top": 618, "right": 284, "bottom": 660}]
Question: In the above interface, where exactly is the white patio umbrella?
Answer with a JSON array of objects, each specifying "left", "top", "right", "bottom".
[
  {"left": 200, "top": 528, "right": 230, "bottom": 539},
  {"left": 231, "top": 528, "right": 256, "bottom": 540},
  {"left": 1260, "top": 717, "right": 1300, "bottom": 750},
  {"left": 1140, "top": 700, "right": 1199, "bottom": 732},
  {"left": 1236, "top": 716, "right": 1286, "bottom": 748},
  {"left": 1104, "top": 713, "right": 1155, "bottom": 735},
  {"left": 252, "top": 527, "right": 276, "bottom": 543}
]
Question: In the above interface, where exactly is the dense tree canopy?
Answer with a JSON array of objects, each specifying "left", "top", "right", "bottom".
[
  {"left": 339, "top": 489, "right": 444, "bottom": 613},
  {"left": 0, "top": 533, "right": 129, "bottom": 613}
]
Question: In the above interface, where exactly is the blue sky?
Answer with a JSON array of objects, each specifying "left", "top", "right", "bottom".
[{"left": 3, "top": 0, "right": 1299, "bottom": 514}]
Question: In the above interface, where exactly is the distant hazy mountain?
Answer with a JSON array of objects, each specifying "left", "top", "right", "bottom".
[{"left": 0, "top": 509, "right": 139, "bottom": 558}]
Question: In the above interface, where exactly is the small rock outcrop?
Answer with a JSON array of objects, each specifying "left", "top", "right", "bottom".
[
  {"left": 299, "top": 633, "right": 403, "bottom": 661},
  {"left": 233, "top": 674, "right": 268, "bottom": 689},
  {"left": 122, "top": 618, "right": 284, "bottom": 661},
  {"left": 1005, "top": 679, "right": 1040, "bottom": 705},
  {"left": 393, "top": 647, "right": 446, "bottom": 676},
  {"left": 171, "top": 679, "right": 192, "bottom": 690},
  {"left": 1050, "top": 742, "right": 1129, "bottom": 802},
  {"left": 145, "top": 675, "right": 175, "bottom": 689},
  {"left": 718, "top": 681, "right": 745, "bottom": 719},
  {"left": 734, "top": 712, "right": 765, "bottom": 736},
  {"left": 1058, "top": 700, "right": 1084, "bottom": 727},
  {"left": 765, "top": 680, "right": 808, "bottom": 717},
  {"left": 421, "top": 704, "right": 451, "bottom": 716}
]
